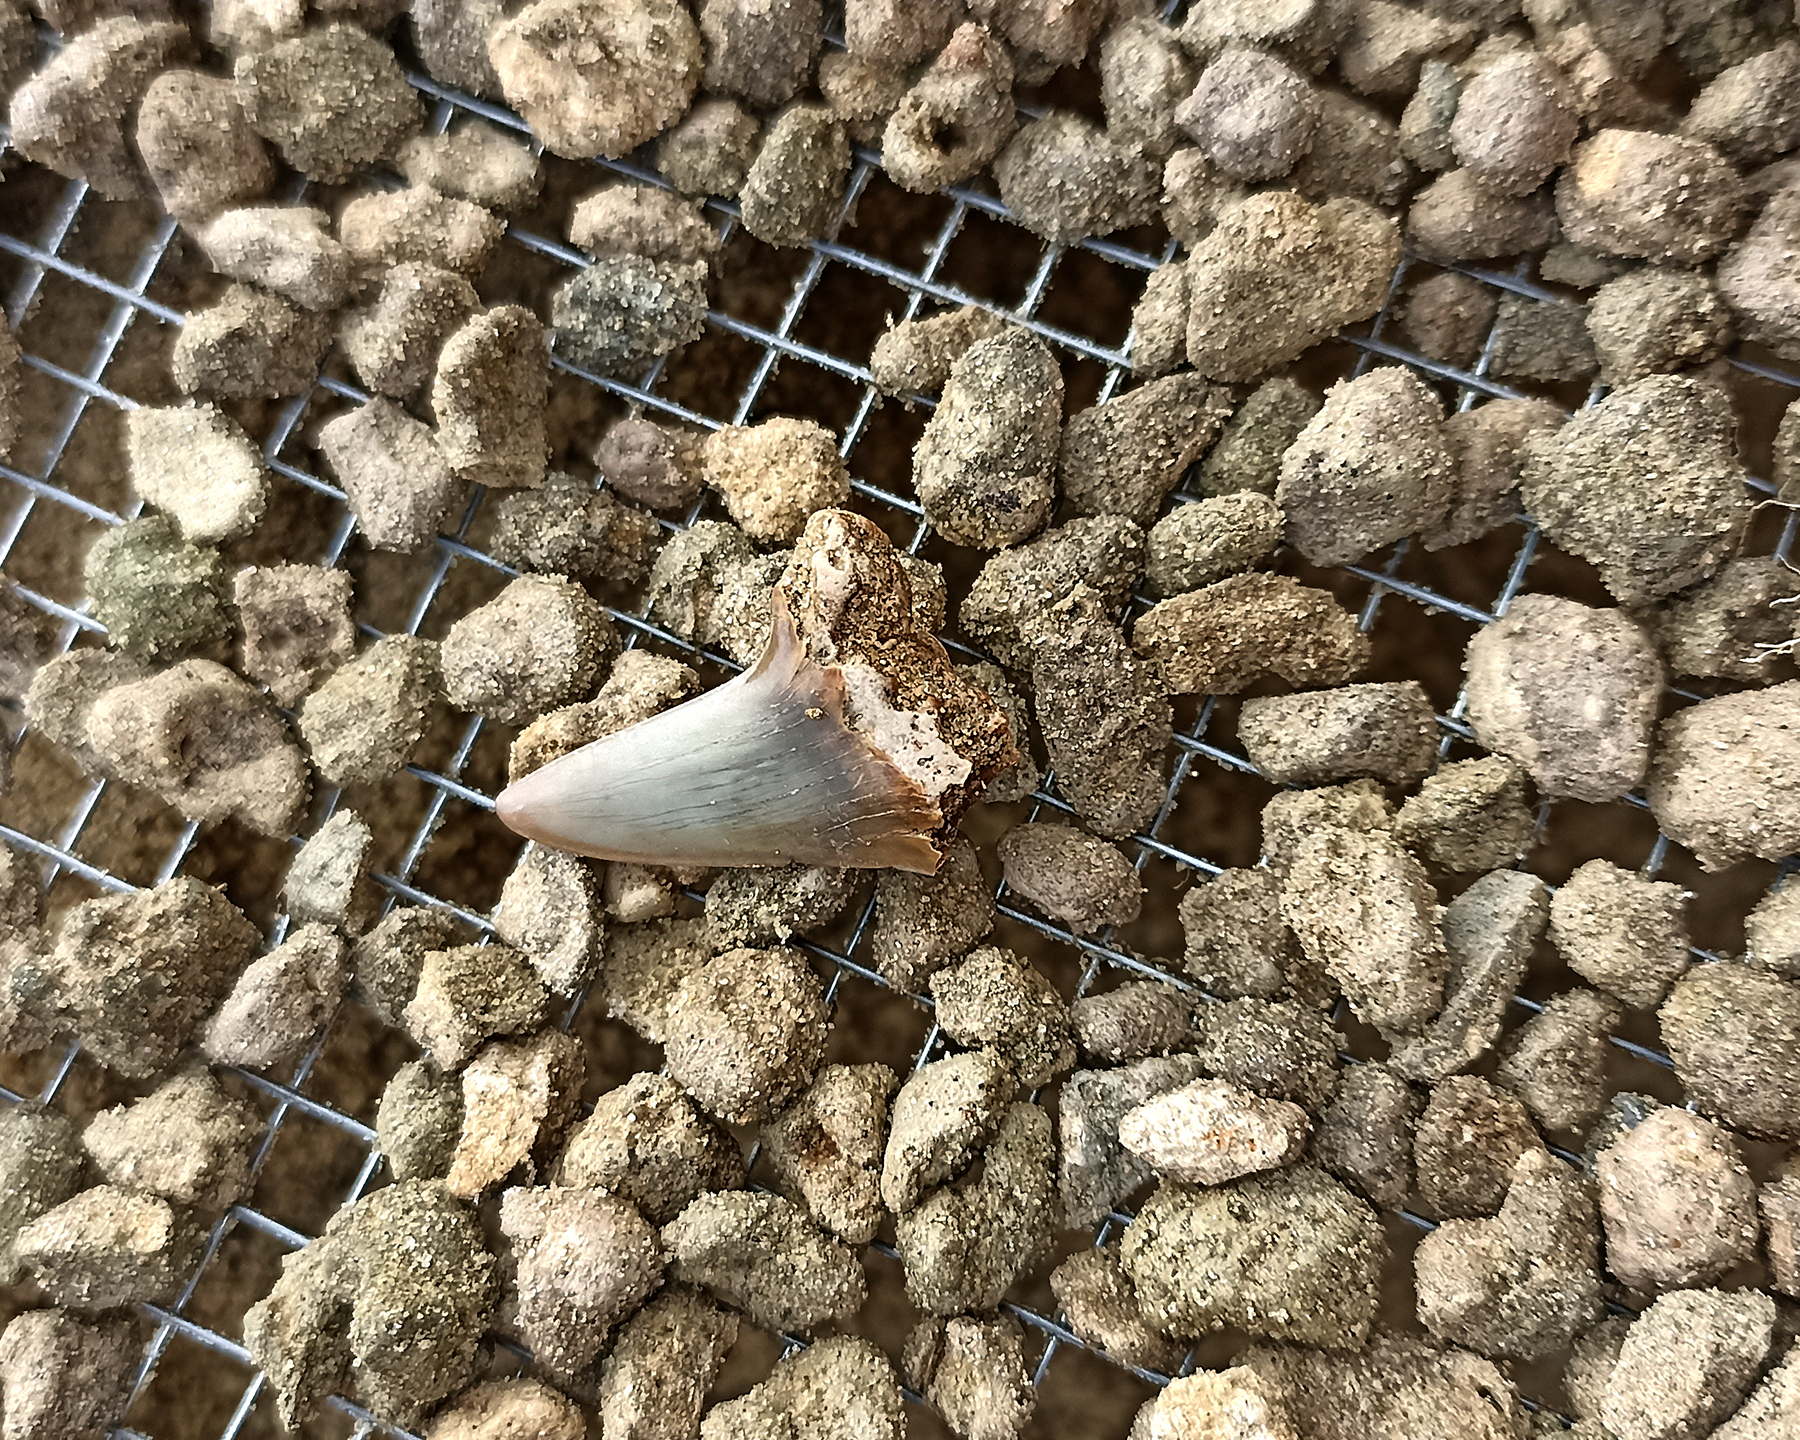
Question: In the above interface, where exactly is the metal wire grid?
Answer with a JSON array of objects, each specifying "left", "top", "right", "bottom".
[{"left": 0, "top": 27, "right": 1796, "bottom": 1440}]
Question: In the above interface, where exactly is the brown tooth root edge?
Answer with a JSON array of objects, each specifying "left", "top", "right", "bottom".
[{"left": 496, "top": 509, "right": 1018, "bottom": 873}]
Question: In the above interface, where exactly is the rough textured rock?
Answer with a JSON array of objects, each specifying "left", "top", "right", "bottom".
[
  {"left": 904, "top": 1313, "right": 1035, "bottom": 1440},
  {"left": 761, "top": 1063, "right": 894, "bottom": 1246},
  {"left": 401, "top": 942, "right": 552, "bottom": 1070},
  {"left": 882, "top": 1050, "right": 1015, "bottom": 1216},
  {"left": 914, "top": 329, "right": 1063, "bottom": 550},
  {"left": 0, "top": 1107, "right": 88, "bottom": 1286},
  {"left": 867, "top": 840, "right": 995, "bottom": 995},
  {"left": 136, "top": 70, "right": 275, "bottom": 225},
  {"left": 1518, "top": 375, "right": 1748, "bottom": 608},
  {"left": 1122, "top": 1168, "right": 1384, "bottom": 1348},
  {"left": 83, "top": 515, "right": 230, "bottom": 662},
  {"left": 662, "top": 946, "right": 829, "bottom": 1126},
  {"left": 1180, "top": 192, "right": 1400, "bottom": 382},
  {"left": 1394, "top": 755, "right": 1535, "bottom": 873},
  {"left": 1119, "top": 1078, "right": 1311, "bottom": 1186},
  {"left": 26, "top": 878, "right": 258, "bottom": 1080},
  {"left": 340, "top": 263, "right": 480, "bottom": 401},
  {"left": 1312, "top": 1061, "right": 1419, "bottom": 1209},
  {"left": 1276, "top": 366, "right": 1455, "bottom": 568},
  {"left": 1555, "top": 129, "right": 1744, "bottom": 265},
  {"left": 8, "top": 18, "right": 191, "bottom": 200},
  {"left": 959, "top": 515, "right": 1144, "bottom": 674},
  {"left": 1596, "top": 1106, "right": 1759, "bottom": 1292},
  {"left": 738, "top": 104, "right": 851, "bottom": 247},
  {"left": 298, "top": 635, "right": 440, "bottom": 787},
  {"left": 931, "top": 947, "right": 1074, "bottom": 1090},
  {"left": 201, "top": 922, "right": 346, "bottom": 1072},
  {"left": 1462, "top": 595, "right": 1663, "bottom": 804},
  {"left": 13, "top": 1185, "right": 193, "bottom": 1312},
  {"left": 1388, "top": 869, "right": 1547, "bottom": 1083},
  {"left": 1281, "top": 828, "right": 1447, "bottom": 1035},
  {"left": 558, "top": 1071, "right": 744, "bottom": 1224},
  {"left": 699, "top": 1336, "right": 903, "bottom": 1440},
  {"left": 1238, "top": 682, "right": 1439, "bottom": 788},
  {"left": 1414, "top": 1074, "right": 1543, "bottom": 1220},
  {"left": 894, "top": 1100, "right": 1054, "bottom": 1316},
  {"left": 444, "top": 1030, "right": 584, "bottom": 1198},
  {"left": 1133, "top": 573, "right": 1370, "bottom": 697},
  {"left": 1550, "top": 860, "right": 1690, "bottom": 1012},
  {"left": 1180, "top": 867, "right": 1312, "bottom": 1004},
  {"left": 1062, "top": 1056, "right": 1212, "bottom": 1228},
  {"left": 1241, "top": 1330, "right": 1529, "bottom": 1440},
  {"left": 1718, "top": 188, "right": 1800, "bottom": 362},
  {"left": 1413, "top": 1148, "right": 1602, "bottom": 1361},
  {"left": 171, "top": 284, "right": 333, "bottom": 398},
  {"left": 86, "top": 660, "right": 309, "bottom": 837},
  {"left": 234, "top": 564, "right": 355, "bottom": 710},
  {"left": 699, "top": 419, "right": 850, "bottom": 544},
  {"left": 440, "top": 575, "right": 614, "bottom": 727},
  {"left": 487, "top": 0, "right": 701, "bottom": 159},
  {"left": 1600, "top": 1288, "right": 1777, "bottom": 1440},
  {"left": 998, "top": 823, "right": 1142, "bottom": 936},
  {"left": 317, "top": 398, "right": 463, "bottom": 554},
  {"left": 1659, "top": 961, "right": 1800, "bottom": 1142},
  {"left": 0, "top": 1308, "right": 140, "bottom": 1440},
  {"left": 243, "top": 1181, "right": 497, "bottom": 1430},
  {"left": 1422, "top": 398, "right": 1564, "bottom": 551},
  {"left": 1029, "top": 586, "right": 1172, "bottom": 839},
  {"left": 596, "top": 1287, "right": 738, "bottom": 1440},
  {"left": 1059, "top": 375, "right": 1233, "bottom": 527},
  {"left": 1493, "top": 988, "right": 1622, "bottom": 1136},
  {"left": 1647, "top": 682, "right": 1800, "bottom": 871},
  {"left": 1049, "top": 1243, "right": 1186, "bottom": 1375},
  {"left": 127, "top": 403, "right": 268, "bottom": 543},
  {"left": 499, "top": 1184, "right": 662, "bottom": 1380},
  {"left": 433, "top": 306, "right": 549, "bottom": 491},
  {"left": 662, "top": 1189, "right": 865, "bottom": 1334}
]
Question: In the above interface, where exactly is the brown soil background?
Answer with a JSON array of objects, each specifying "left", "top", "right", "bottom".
[{"left": 1, "top": 47, "right": 1796, "bottom": 1440}]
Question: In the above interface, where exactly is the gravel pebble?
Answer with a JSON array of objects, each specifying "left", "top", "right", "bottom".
[
  {"left": 1282, "top": 827, "right": 1448, "bottom": 1035},
  {"left": 488, "top": 0, "right": 700, "bottom": 159},
  {"left": 433, "top": 305, "right": 550, "bottom": 490},
  {"left": 1596, "top": 1106, "right": 1759, "bottom": 1292},
  {"left": 1276, "top": 365, "right": 1455, "bottom": 568},
  {"left": 440, "top": 574, "right": 614, "bottom": 727},
  {"left": 915, "top": 329, "right": 1063, "bottom": 549},
  {"left": 234, "top": 24, "right": 420, "bottom": 183},
  {"left": 1550, "top": 859, "right": 1690, "bottom": 1012},
  {"left": 1555, "top": 129, "right": 1744, "bottom": 265},
  {"left": 997, "top": 823, "right": 1142, "bottom": 936},
  {"left": 931, "top": 946, "right": 1075, "bottom": 1090},
  {"left": 1177, "top": 45, "right": 1321, "bottom": 181},
  {"left": 1463, "top": 594, "right": 1663, "bottom": 804},
  {"left": 1122, "top": 1166, "right": 1384, "bottom": 1348},
  {"left": 1648, "top": 681, "right": 1800, "bottom": 870},
  {"left": 1134, "top": 571, "right": 1370, "bottom": 696},
  {"left": 1239, "top": 681, "right": 1439, "bottom": 788},
  {"left": 663, "top": 945, "right": 829, "bottom": 1125},
  {"left": 1414, "top": 1072, "right": 1542, "bottom": 1220},
  {"left": 663, "top": 1189, "right": 865, "bottom": 1334},
  {"left": 1660, "top": 960, "right": 1800, "bottom": 1142},
  {"left": 1179, "top": 192, "right": 1400, "bottom": 381},
  {"left": 298, "top": 634, "right": 440, "bottom": 787}
]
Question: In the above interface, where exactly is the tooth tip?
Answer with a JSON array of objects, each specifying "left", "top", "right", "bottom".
[{"left": 494, "top": 779, "right": 536, "bottom": 840}]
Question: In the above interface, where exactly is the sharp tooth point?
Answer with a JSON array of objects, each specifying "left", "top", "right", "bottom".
[{"left": 494, "top": 509, "right": 1018, "bottom": 874}]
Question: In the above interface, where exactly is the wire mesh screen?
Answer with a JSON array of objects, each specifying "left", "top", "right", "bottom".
[{"left": 1, "top": 15, "right": 1798, "bottom": 1439}]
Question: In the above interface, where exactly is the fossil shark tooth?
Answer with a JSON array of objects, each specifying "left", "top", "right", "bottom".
[{"left": 496, "top": 509, "right": 1018, "bottom": 873}]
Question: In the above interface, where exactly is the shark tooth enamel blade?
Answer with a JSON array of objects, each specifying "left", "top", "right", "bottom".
[{"left": 496, "top": 509, "right": 1018, "bottom": 873}]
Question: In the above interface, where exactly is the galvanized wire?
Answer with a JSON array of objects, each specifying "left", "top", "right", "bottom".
[{"left": 0, "top": 32, "right": 1797, "bottom": 1439}]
